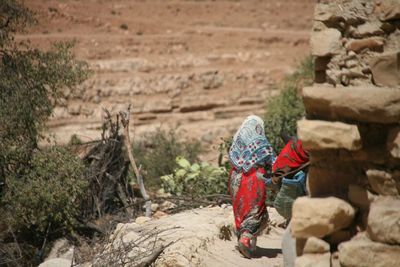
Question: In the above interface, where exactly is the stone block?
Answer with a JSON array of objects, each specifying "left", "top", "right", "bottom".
[
  {"left": 295, "top": 252, "right": 331, "bottom": 267},
  {"left": 366, "top": 169, "right": 399, "bottom": 196},
  {"left": 291, "top": 197, "right": 355, "bottom": 238},
  {"left": 339, "top": 232, "right": 400, "bottom": 267},
  {"left": 298, "top": 119, "right": 362, "bottom": 151},
  {"left": 303, "top": 237, "right": 330, "bottom": 254},
  {"left": 368, "top": 197, "right": 400, "bottom": 244},
  {"left": 345, "top": 37, "right": 384, "bottom": 53},
  {"left": 311, "top": 28, "right": 342, "bottom": 57},
  {"left": 370, "top": 52, "right": 400, "bottom": 87},
  {"left": 302, "top": 85, "right": 400, "bottom": 124}
]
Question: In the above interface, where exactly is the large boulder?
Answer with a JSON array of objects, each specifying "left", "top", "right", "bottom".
[
  {"left": 367, "top": 197, "right": 400, "bottom": 244},
  {"left": 369, "top": 52, "right": 400, "bottom": 87},
  {"left": 297, "top": 120, "right": 362, "bottom": 151},
  {"left": 339, "top": 232, "right": 400, "bottom": 267},
  {"left": 291, "top": 197, "right": 355, "bottom": 238},
  {"left": 295, "top": 252, "right": 331, "bottom": 267},
  {"left": 302, "top": 85, "right": 400, "bottom": 124},
  {"left": 311, "top": 29, "right": 342, "bottom": 57}
]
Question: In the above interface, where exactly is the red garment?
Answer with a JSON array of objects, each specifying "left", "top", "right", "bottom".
[
  {"left": 229, "top": 167, "right": 268, "bottom": 235},
  {"left": 272, "top": 139, "right": 309, "bottom": 175}
]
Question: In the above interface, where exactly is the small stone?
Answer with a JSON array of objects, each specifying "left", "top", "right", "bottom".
[
  {"left": 311, "top": 28, "right": 342, "bottom": 57},
  {"left": 291, "top": 197, "right": 355, "bottom": 238},
  {"left": 135, "top": 216, "right": 151, "bottom": 224},
  {"left": 67, "top": 104, "right": 81, "bottom": 116},
  {"left": 379, "top": 0, "right": 400, "bottom": 21},
  {"left": 353, "top": 22, "right": 384, "bottom": 38},
  {"left": 151, "top": 203, "right": 159, "bottom": 212},
  {"left": 366, "top": 170, "right": 399, "bottom": 196},
  {"left": 297, "top": 120, "right": 362, "bottom": 151},
  {"left": 160, "top": 200, "right": 177, "bottom": 211},
  {"left": 368, "top": 197, "right": 400, "bottom": 244},
  {"left": 345, "top": 37, "right": 384, "bottom": 53},
  {"left": 295, "top": 252, "right": 331, "bottom": 267},
  {"left": 38, "top": 258, "right": 72, "bottom": 267},
  {"left": 153, "top": 210, "right": 168, "bottom": 219},
  {"left": 303, "top": 237, "right": 330, "bottom": 254}
]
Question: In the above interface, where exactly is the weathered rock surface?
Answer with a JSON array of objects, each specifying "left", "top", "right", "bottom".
[
  {"left": 38, "top": 258, "right": 72, "bottom": 267},
  {"left": 370, "top": 52, "right": 400, "bottom": 87},
  {"left": 302, "top": 85, "right": 400, "bottom": 124},
  {"left": 295, "top": 252, "right": 331, "bottom": 267},
  {"left": 367, "top": 197, "right": 400, "bottom": 244},
  {"left": 297, "top": 119, "right": 362, "bottom": 151},
  {"left": 311, "top": 29, "right": 342, "bottom": 56},
  {"left": 339, "top": 232, "right": 400, "bottom": 267},
  {"left": 387, "top": 126, "right": 400, "bottom": 159},
  {"left": 302, "top": 237, "right": 330, "bottom": 254},
  {"left": 291, "top": 197, "right": 355, "bottom": 238},
  {"left": 345, "top": 37, "right": 384, "bottom": 52},
  {"left": 366, "top": 169, "right": 399, "bottom": 196}
]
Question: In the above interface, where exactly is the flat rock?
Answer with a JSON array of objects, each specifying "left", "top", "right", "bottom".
[
  {"left": 302, "top": 85, "right": 400, "bottom": 124},
  {"left": 370, "top": 52, "right": 400, "bottom": 87},
  {"left": 352, "top": 22, "right": 385, "bottom": 38},
  {"left": 311, "top": 28, "right": 342, "bottom": 57},
  {"left": 379, "top": 0, "right": 400, "bottom": 21},
  {"left": 291, "top": 197, "right": 355, "bottom": 238},
  {"left": 298, "top": 119, "right": 362, "bottom": 151},
  {"left": 295, "top": 252, "right": 331, "bottom": 267},
  {"left": 368, "top": 197, "right": 400, "bottom": 244},
  {"left": 345, "top": 37, "right": 384, "bottom": 53},
  {"left": 366, "top": 169, "right": 399, "bottom": 196},
  {"left": 339, "top": 232, "right": 400, "bottom": 267}
]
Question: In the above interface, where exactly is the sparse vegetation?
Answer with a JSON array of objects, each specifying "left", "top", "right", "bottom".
[
  {"left": 133, "top": 129, "right": 202, "bottom": 189},
  {"left": 264, "top": 56, "right": 314, "bottom": 152},
  {"left": 161, "top": 156, "right": 228, "bottom": 196}
]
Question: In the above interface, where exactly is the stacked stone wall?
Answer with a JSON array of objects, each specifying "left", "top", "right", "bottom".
[{"left": 292, "top": 0, "right": 400, "bottom": 266}]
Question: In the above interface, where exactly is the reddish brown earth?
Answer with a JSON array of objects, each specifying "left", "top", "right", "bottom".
[{"left": 21, "top": 0, "right": 315, "bottom": 162}]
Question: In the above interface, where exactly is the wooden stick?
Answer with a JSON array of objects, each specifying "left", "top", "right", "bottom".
[{"left": 120, "top": 105, "right": 152, "bottom": 217}]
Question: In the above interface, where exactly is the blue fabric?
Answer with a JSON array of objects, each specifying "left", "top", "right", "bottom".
[
  {"left": 229, "top": 115, "right": 275, "bottom": 173},
  {"left": 282, "top": 171, "right": 307, "bottom": 195}
]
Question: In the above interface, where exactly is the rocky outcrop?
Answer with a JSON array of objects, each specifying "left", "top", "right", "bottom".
[{"left": 293, "top": 0, "right": 400, "bottom": 265}]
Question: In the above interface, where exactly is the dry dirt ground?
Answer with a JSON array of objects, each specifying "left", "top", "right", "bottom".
[{"left": 22, "top": 0, "right": 315, "bottom": 162}]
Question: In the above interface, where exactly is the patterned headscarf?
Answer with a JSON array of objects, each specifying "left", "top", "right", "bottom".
[{"left": 229, "top": 115, "right": 275, "bottom": 173}]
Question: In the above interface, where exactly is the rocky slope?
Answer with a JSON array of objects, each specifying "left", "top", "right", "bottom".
[{"left": 22, "top": 0, "right": 315, "bottom": 161}]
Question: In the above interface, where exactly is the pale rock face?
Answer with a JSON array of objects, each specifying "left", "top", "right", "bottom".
[
  {"left": 135, "top": 216, "right": 151, "bottom": 224},
  {"left": 366, "top": 169, "right": 399, "bottom": 196},
  {"left": 295, "top": 252, "right": 331, "bottom": 267},
  {"left": 339, "top": 232, "right": 400, "bottom": 267},
  {"left": 369, "top": 52, "right": 400, "bottom": 87},
  {"left": 367, "top": 197, "right": 400, "bottom": 245},
  {"left": 38, "top": 258, "right": 72, "bottom": 267},
  {"left": 302, "top": 237, "right": 330, "bottom": 254},
  {"left": 291, "top": 197, "right": 355, "bottom": 238},
  {"left": 311, "top": 28, "right": 342, "bottom": 57},
  {"left": 297, "top": 119, "right": 362, "bottom": 151},
  {"left": 302, "top": 85, "right": 400, "bottom": 124}
]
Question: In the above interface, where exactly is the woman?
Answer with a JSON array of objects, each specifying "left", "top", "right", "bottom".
[{"left": 228, "top": 115, "right": 275, "bottom": 258}]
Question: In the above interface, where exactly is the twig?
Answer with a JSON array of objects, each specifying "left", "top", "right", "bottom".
[{"left": 120, "top": 105, "right": 152, "bottom": 217}]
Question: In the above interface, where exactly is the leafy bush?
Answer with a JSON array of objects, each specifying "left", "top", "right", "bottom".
[
  {"left": 161, "top": 157, "right": 228, "bottom": 196},
  {"left": 133, "top": 129, "right": 202, "bottom": 188},
  {"left": 2, "top": 147, "right": 87, "bottom": 235},
  {"left": 264, "top": 56, "right": 314, "bottom": 152}
]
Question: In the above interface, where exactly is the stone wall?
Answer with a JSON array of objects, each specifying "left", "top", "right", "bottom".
[{"left": 293, "top": 0, "right": 400, "bottom": 266}]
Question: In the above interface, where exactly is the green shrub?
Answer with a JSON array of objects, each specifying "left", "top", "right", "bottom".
[
  {"left": 161, "top": 157, "right": 228, "bottom": 196},
  {"left": 264, "top": 56, "right": 314, "bottom": 152},
  {"left": 132, "top": 129, "right": 202, "bottom": 188},
  {"left": 2, "top": 147, "right": 87, "bottom": 234}
]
